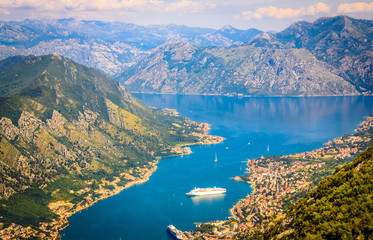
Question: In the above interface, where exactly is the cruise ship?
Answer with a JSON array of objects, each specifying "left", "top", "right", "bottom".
[
  {"left": 167, "top": 225, "right": 183, "bottom": 240},
  {"left": 185, "top": 187, "right": 226, "bottom": 196}
]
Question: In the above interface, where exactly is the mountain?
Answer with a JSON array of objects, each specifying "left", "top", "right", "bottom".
[
  {"left": 276, "top": 15, "right": 373, "bottom": 92},
  {"left": 117, "top": 15, "right": 371, "bottom": 96},
  {"left": 0, "top": 55, "right": 33, "bottom": 73},
  {"left": 258, "top": 145, "right": 373, "bottom": 239},
  {"left": 117, "top": 41, "right": 359, "bottom": 96},
  {"left": 0, "top": 19, "right": 151, "bottom": 76},
  {"left": 0, "top": 18, "right": 262, "bottom": 76},
  {"left": 0, "top": 54, "right": 215, "bottom": 227},
  {"left": 217, "top": 25, "right": 263, "bottom": 44}
]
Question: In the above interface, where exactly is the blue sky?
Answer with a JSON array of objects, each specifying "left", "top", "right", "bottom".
[{"left": 1, "top": 0, "right": 372, "bottom": 31}]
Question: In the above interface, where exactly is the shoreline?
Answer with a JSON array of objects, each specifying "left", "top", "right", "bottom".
[
  {"left": 7, "top": 116, "right": 371, "bottom": 239},
  {"left": 132, "top": 92, "right": 370, "bottom": 97},
  {"left": 186, "top": 116, "right": 373, "bottom": 239},
  {"left": 52, "top": 125, "right": 224, "bottom": 239},
  {"left": 0, "top": 121, "right": 224, "bottom": 240},
  {"left": 0, "top": 160, "right": 161, "bottom": 240}
]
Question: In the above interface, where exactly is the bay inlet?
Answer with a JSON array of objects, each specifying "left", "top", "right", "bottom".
[{"left": 62, "top": 95, "right": 373, "bottom": 240}]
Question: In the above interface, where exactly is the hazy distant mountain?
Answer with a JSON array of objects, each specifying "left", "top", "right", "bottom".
[
  {"left": 0, "top": 18, "right": 262, "bottom": 75},
  {"left": 217, "top": 25, "right": 263, "bottom": 44},
  {"left": 117, "top": 41, "right": 359, "bottom": 96},
  {"left": 117, "top": 16, "right": 371, "bottom": 96},
  {"left": 1, "top": 16, "right": 370, "bottom": 96}
]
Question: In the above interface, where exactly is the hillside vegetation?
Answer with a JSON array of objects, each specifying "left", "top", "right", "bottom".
[
  {"left": 236, "top": 145, "right": 373, "bottom": 240},
  {"left": 0, "top": 54, "right": 215, "bottom": 229}
]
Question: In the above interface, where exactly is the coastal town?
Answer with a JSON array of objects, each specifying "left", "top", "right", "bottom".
[{"left": 180, "top": 116, "right": 373, "bottom": 239}]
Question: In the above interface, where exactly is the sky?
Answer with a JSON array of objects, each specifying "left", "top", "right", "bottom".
[{"left": 0, "top": 0, "right": 373, "bottom": 31}]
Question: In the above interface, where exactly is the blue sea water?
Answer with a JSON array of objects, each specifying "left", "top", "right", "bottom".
[{"left": 61, "top": 95, "right": 373, "bottom": 240}]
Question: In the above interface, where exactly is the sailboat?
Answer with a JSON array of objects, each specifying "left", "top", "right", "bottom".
[{"left": 214, "top": 153, "right": 218, "bottom": 162}]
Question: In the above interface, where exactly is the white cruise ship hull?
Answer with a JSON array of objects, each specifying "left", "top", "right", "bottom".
[
  {"left": 185, "top": 187, "right": 226, "bottom": 196},
  {"left": 167, "top": 225, "right": 183, "bottom": 240}
]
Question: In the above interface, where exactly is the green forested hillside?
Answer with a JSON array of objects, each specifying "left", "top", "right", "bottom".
[
  {"left": 0, "top": 54, "right": 212, "bottom": 229},
  {"left": 256, "top": 145, "right": 373, "bottom": 240}
]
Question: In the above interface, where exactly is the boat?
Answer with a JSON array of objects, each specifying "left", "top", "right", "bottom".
[
  {"left": 214, "top": 153, "right": 218, "bottom": 162},
  {"left": 167, "top": 225, "right": 183, "bottom": 240},
  {"left": 186, "top": 187, "right": 226, "bottom": 196}
]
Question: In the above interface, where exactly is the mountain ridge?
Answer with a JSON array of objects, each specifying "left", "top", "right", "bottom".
[
  {"left": 0, "top": 54, "right": 222, "bottom": 234},
  {"left": 117, "top": 15, "right": 372, "bottom": 96},
  {"left": 117, "top": 40, "right": 359, "bottom": 96},
  {"left": 276, "top": 15, "right": 373, "bottom": 92},
  {"left": 0, "top": 18, "right": 263, "bottom": 76}
]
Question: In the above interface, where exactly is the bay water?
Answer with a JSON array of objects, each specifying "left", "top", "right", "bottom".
[{"left": 62, "top": 95, "right": 373, "bottom": 240}]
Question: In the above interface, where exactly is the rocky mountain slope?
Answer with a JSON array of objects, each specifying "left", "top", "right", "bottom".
[
  {"left": 0, "top": 54, "right": 209, "bottom": 201},
  {"left": 0, "top": 16, "right": 371, "bottom": 96},
  {"left": 0, "top": 18, "right": 262, "bottom": 76},
  {"left": 117, "top": 41, "right": 359, "bottom": 96},
  {"left": 117, "top": 15, "right": 372, "bottom": 96},
  {"left": 276, "top": 15, "right": 373, "bottom": 92}
]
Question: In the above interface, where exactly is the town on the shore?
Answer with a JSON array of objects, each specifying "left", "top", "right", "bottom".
[{"left": 177, "top": 116, "right": 373, "bottom": 239}]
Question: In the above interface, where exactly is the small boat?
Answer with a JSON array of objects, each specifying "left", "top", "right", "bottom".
[
  {"left": 167, "top": 225, "right": 183, "bottom": 240},
  {"left": 214, "top": 153, "right": 218, "bottom": 162}
]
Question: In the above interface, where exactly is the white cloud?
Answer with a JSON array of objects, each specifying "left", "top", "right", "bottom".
[
  {"left": 164, "top": 0, "right": 215, "bottom": 13},
  {"left": 0, "top": 0, "right": 215, "bottom": 13},
  {"left": 0, "top": 9, "right": 10, "bottom": 15},
  {"left": 337, "top": 2, "right": 373, "bottom": 13},
  {"left": 237, "top": 2, "right": 330, "bottom": 20}
]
